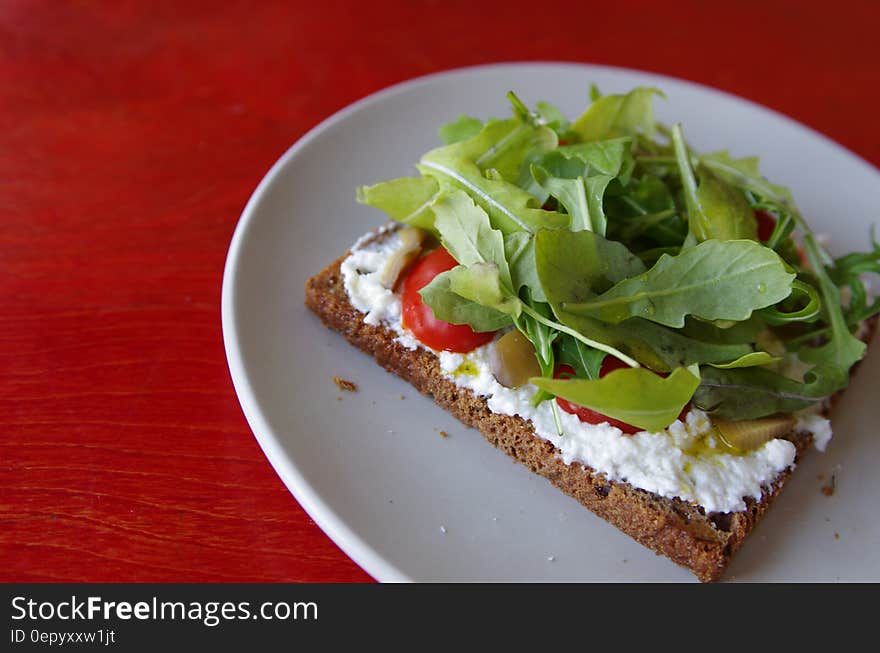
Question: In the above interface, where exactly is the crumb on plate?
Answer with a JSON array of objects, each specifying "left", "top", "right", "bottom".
[
  {"left": 333, "top": 376, "right": 357, "bottom": 392},
  {"left": 821, "top": 474, "right": 836, "bottom": 497}
]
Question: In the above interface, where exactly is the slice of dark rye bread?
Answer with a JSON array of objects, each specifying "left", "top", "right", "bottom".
[{"left": 304, "top": 231, "right": 878, "bottom": 582}]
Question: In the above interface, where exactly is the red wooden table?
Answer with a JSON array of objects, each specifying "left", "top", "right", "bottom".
[{"left": 3, "top": 1, "right": 878, "bottom": 582}]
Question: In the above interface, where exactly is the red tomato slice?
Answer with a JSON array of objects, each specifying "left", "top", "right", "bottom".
[
  {"left": 554, "top": 360, "right": 691, "bottom": 434},
  {"left": 755, "top": 209, "right": 777, "bottom": 242},
  {"left": 401, "top": 247, "right": 497, "bottom": 353}
]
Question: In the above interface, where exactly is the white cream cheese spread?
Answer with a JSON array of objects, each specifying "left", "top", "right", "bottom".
[{"left": 341, "top": 228, "right": 832, "bottom": 514}]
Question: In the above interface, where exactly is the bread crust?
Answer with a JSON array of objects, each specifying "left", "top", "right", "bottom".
[{"left": 304, "top": 236, "right": 877, "bottom": 582}]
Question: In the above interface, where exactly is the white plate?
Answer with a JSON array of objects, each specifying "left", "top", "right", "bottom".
[{"left": 222, "top": 62, "right": 880, "bottom": 582}]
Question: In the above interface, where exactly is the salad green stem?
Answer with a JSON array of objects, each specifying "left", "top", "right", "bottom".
[
  {"left": 671, "top": 123, "right": 705, "bottom": 241},
  {"left": 504, "top": 91, "right": 542, "bottom": 127},
  {"left": 550, "top": 399, "right": 564, "bottom": 436},
  {"left": 765, "top": 213, "right": 794, "bottom": 250},
  {"left": 758, "top": 279, "right": 821, "bottom": 325},
  {"left": 519, "top": 303, "right": 641, "bottom": 368},
  {"left": 784, "top": 308, "right": 871, "bottom": 350},
  {"left": 800, "top": 232, "right": 849, "bottom": 334},
  {"left": 635, "top": 155, "right": 677, "bottom": 165}
]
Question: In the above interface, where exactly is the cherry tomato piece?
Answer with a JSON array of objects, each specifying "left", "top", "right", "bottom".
[
  {"left": 401, "top": 247, "right": 497, "bottom": 353},
  {"left": 755, "top": 209, "right": 777, "bottom": 242}
]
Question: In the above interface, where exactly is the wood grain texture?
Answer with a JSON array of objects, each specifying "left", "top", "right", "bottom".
[{"left": 1, "top": 0, "right": 878, "bottom": 582}]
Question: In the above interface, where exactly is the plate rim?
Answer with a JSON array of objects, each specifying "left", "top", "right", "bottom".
[{"left": 221, "top": 61, "right": 879, "bottom": 583}]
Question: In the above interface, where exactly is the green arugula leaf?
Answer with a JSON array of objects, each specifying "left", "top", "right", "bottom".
[
  {"left": 606, "top": 174, "right": 686, "bottom": 247},
  {"left": 695, "top": 169, "right": 758, "bottom": 240},
  {"left": 529, "top": 139, "right": 635, "bottom": 235},
  {"left": 799, "top": 339, "right": 866, "bottom": 393},
  {"left": 578, "top": 176, "right": 615, "bottom": 234},
  {"left": 570, "top": 87, "right": 664, "bottom": 142},
  {"left": 418, "top": 271, "right": 513, "bottom": 332},
  {"left": 440, "top": 116, "right": 558, "bottom": 183},
  {"left": 707, "top": 351, "right": 781, "bottom": 369},
  {"left": 418, "top": 118, "right": 568, "bottom": 234},
  {"left": 535, "top": 228, "right": 752, "bottom": 370},
  {"left": 830, "top": 233, "right": 880, "bottom": 324},
  {"left": 696, "top": 324, "right": 866, "bottom": 418},
  {"left": 556, "top": 334, "right": 605, "bottom": 380},
  {"left": 831, "top": 233, "right": 880, "bottom": 280},
  {"left": 563, "top": 239, "right": 795, "bottom": 328},
  {"left": 549, "top": 312, "right": 754, "bottom": 373},
  {"left": 614, "top": 209, "right": 683, "bottom": 245},
  {"left": 695, "top": 273, "right": 865, "bottom": 419},
  {"left": 356, "top": 176, "right": 440, "bottom": 232},
  {"left": 695, "top": 148, "right": 870, "bottom": 398},
  {"left": 535, "top": 100, "right": 570, "bottom": 136},
  {"left": 671, "top": 123, "right": 702, "bottom": 241},
  {"left": 445, "top": 263, "right": 522, "bottom": 318},
  {"left": 438, "top": 115, "right": 484, "bottom": 144},
  {"left": 422, "top": 190, "right": 525, "bottom": 330},
  {"left": 532, "top": 366, "right": 700, "bottom": 432},
  {"left": 672, "top": 125, "right": 758, "bottom": 242},
  {"left": 798, "top": 232, "right": 867, "bottom": 390},
  {"left": 519, "top": 300, "right": 557, "bottom": 368},
  {"left": 531, "top": 165, "right": 613, "bottom": 234},
  {"left": 358, "top": 87, "right": 874, "bottom": 425},
  {"left": 504, "top": 232, "right": 546, "bottom": 302},
  {"left": 535, "top": 228, "right": 646, "bottom": 302},
  {"left": 432, "top": 190, "right": 513, "bottom": 289},
  {"left": 680, "top": 315, "right": 765, "bottom": 345},
  {"left": 635, "top": 245, "right": 681, "bottom": 266},
  {"left": 627, "top": 174, "right": 676, "bottom": 213},
  {"left": 554, "top": 138, "right": 635, "bottom": 181},
  {"left": 699, "top": 151, "right": 794, "bottom": 208},
  {"left": 693, "top": 366, "right": 826, "bottom": 419},
  {"left": 689, "top": 225, "right": 868, "bottom": 417},
  {"left": 427, "top": 196, "right": 636, "bottom": 369},
  {"left": 515, "top": 296, "right": 559, "bottom": 407}
]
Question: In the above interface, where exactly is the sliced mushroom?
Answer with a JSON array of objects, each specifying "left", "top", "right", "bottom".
[
  {"left": 377, "top": 227, "right": 426, "bottom": 289},
  {"left": 714, "top": 415, "right": 797, "bottom": 451},
  {"left": 488, "top": 330, "right": 541, "bottom": 388}
]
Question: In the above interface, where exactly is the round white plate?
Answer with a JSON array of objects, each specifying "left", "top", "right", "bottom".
[{"left": 222, "top": 62, "right": 880, "bottom": 582}]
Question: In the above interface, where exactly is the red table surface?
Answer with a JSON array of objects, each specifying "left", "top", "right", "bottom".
[{"left": 2, "top": 1, "right": 878, "bottom": 583}]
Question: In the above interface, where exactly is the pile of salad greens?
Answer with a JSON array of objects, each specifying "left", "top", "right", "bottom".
[{"left": 356, "top": 87, "right": 880, "bottom": 433}]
